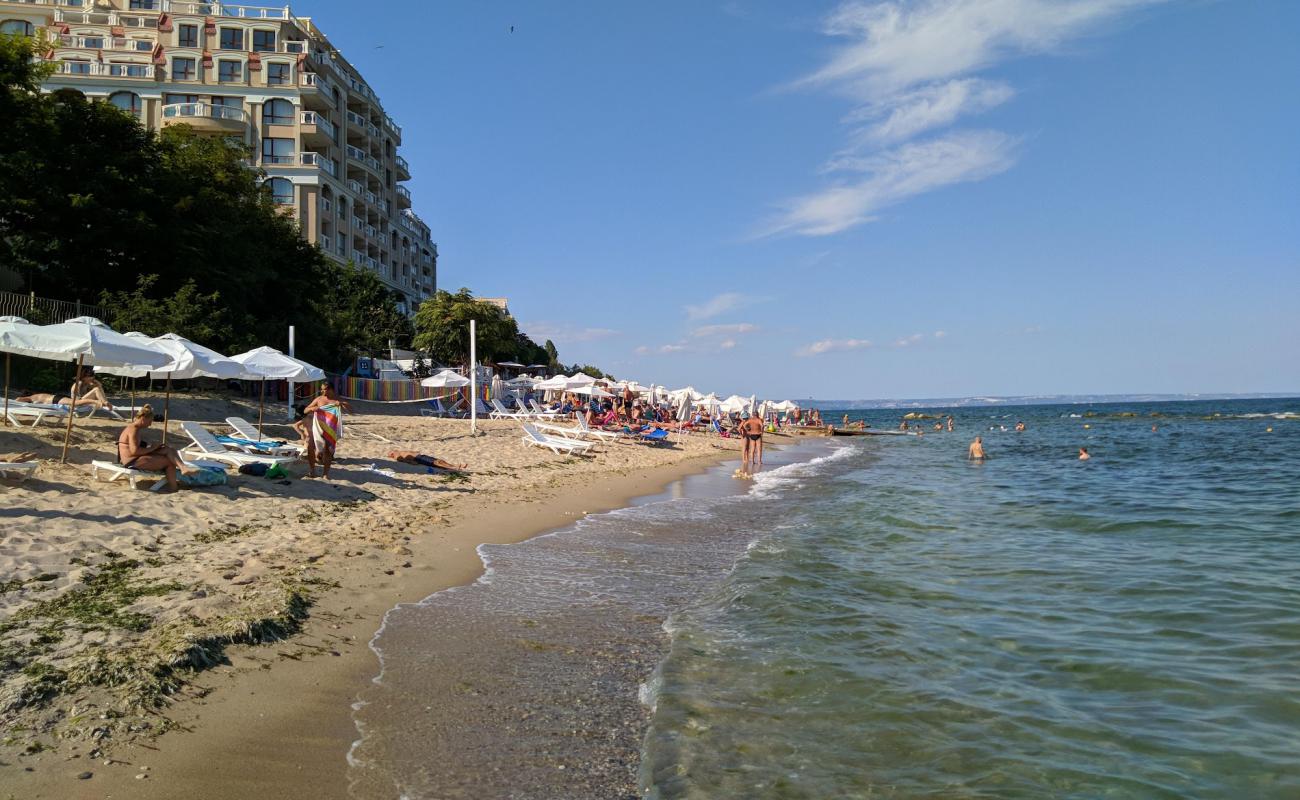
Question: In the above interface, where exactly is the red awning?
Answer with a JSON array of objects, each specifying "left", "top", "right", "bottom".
[
  {"left": 156, "top": 13, "right": 172, "bottom": 33},
  {"left": 248, "top": 51, "right": 262, "bottom": 71},
  {"left": 151, "top": 43, "right": 166, "bottom": 66}
]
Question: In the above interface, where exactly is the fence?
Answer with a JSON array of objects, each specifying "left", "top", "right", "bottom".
[{"left": 0, "top": 291, "right": 107, "bottom": 325}]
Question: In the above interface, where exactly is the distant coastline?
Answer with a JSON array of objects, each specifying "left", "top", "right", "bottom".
[{"left": 806, "top": 392, "right": 1300, "bottom": 411}]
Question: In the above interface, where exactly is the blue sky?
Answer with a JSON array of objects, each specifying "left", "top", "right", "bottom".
[{"left": 307, "top": 0, "right": 1298, "bottom": 400}]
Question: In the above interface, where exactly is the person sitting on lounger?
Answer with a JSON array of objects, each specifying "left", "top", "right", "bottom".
[
  {"left": 387, "top": 450, "right": 470, "bottom": 472},
  {"left": 116, "top": 404, "right": 198, "bottom": 492},
  {"left": 71, "top": 370, "right": 113, "bottom": 411}
]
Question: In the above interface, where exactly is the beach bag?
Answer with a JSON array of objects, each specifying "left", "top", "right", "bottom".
[
  {"left": 264, "top": 463, "right": 288, "bottom": 480},
  {"left": 179, "top": 467, "right": 227, "bottom": 487},
  {"left": 238, "top": 463, "right": 269, "bottom": 476}
]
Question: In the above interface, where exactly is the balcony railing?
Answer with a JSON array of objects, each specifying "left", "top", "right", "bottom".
[
  {"left": 384, "top": 114, "right": 402, "bottom": 138},
  {"left": 396, "top": 185, "right": 411, "bottom": 202},
  {"left": 364, "top": 224, "right": 377, "bottom": 239},
  {"left": 364, "top": 190, "right": 377, "bottom": 205},
  {"left": 300, "top": 152, "right": 335, "bottom": 176},
  {"left": 166, "top": 2, "right": 292, "bottom": 20},
  {"left": 300, "top": 110, "right": 335, "bottom": 138},
  {"left": 52, "top": 61, "right": 157, "bottom": 79},
  {"left": 347, "top": 178, "right": 365, "bottom": 196},
  {"left": 57, "top": 35, "right": 155, "bottom": 53},
  {"left": 162, "top": 102, "right": 249, "bottom": 123}
]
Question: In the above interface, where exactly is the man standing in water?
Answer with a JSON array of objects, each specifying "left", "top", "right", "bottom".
[
  {"left": 1079, "top": 447, "right": 1091, "bottom": 461},
  {"left": 968, "top": 436, "right": 986, "bottom": 460},
  {"left": 741, "top": 409, "right": 765, "bottom": 466}
]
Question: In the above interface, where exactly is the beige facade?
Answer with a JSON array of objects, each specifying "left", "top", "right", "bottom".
[{"left": 0, "top": 0, "right": 437, "bottom": 313}]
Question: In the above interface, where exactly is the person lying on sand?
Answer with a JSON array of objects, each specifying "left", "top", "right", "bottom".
[{"left": 387, "top": 450, "right": 470, "bottom": 472}]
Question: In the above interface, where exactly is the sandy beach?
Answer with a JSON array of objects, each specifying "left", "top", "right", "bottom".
[{"left": 0, "top": 392, "right": 797, "bottom": 798}]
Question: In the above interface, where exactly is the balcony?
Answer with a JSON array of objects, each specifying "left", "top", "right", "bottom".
[
  {"left": 57, "top": 35, "right": 155, "bottom": 53},
  {"left": 345, "top": 109, "right": 367, "bottom": 134},
  {"left": 300, "top": 152, "right": 335, "bottom": 177},
  {"left": 347, "top": 178, "right": 366, "bottom": 199},
  {"left": 299, "top": 72, "right": 334, "bottom": 109},
  {"left": 167, "top": 2, "right": 292, "bottom": 20},
  {"left": 396, "top": 185, "right": 412, "bottom": 209},
  {"left": 299, "top": 110, "right": 335, "bottom": 145},
  {"left": 384, "top": 113, "right": 402, "bottom": 139},
  {"left": 161, "top": 102, "right": 249, "bottom": 134},
  {"left": 364, "top": 189, "right": 377, "bottom": 205},
  {"left": 51, "top": 61, "right": 157, "bottom": 79},
  {"left": 395, "top": 154, "right": 411, "bottom": 180}
]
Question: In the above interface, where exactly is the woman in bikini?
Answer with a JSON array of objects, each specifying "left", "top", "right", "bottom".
[{"left": 116, "top": 405, "right": 197, "bottom": 492}]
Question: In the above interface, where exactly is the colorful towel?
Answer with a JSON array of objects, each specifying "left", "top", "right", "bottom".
[{"left": 312, "top": 403, "right": 343, "bottom": 457}]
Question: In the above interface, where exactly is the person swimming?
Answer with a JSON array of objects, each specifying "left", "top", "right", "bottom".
[
  {"left": 968, "top": 436, "right": 986, "bottom": 460},
  {"left": 1079, "top": 447, "right": 1091, "bottom": 461}
]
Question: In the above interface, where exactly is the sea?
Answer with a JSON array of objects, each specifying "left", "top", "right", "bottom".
[{"left": 347, "top": 398, "right": 1300, "bottom": 799}]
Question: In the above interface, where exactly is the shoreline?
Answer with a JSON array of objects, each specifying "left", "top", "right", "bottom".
[{"left": 2, "top": 417, "right": 763, "bottom": 799}]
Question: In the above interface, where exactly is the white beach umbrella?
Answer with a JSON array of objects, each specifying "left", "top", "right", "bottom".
[
  {"left": 567, "top": 372, "right": 596, "bottom": 387},
  {"left": 0, "top": 316, "right": 175, "bottom": 460},
  {"left": 0, "top": 316, "right": 34, "bottom": 429},
  {"left": 96, "top": 333, "right": 246, "bottom": 443},
  {"left": 572, "top": 385, "right": 614, "bottom": 398},
  {"left": 229, "top": 346, "right": 326, "bottom": 434},
  {"left": 534, "top": 375, "right": 569, "bottom": 391},
  {"left": 504, "top": 376, "right": 537, "bottom": 389},
  {"left": 420, "top": 369, "right": 470, "bottom": 388}
]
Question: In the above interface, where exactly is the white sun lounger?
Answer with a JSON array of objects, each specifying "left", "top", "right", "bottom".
[
  {"left": 91, "top": 460, "right": 170, "bottom": 491},
  {"left": 180, "top": 421, "right": 298, "bottom": 468},
  {"left": 0, "top": 461, "right": 38, "bottom": 482},
  {"left": 527, "top": 399, "right": 561, "bottom": 418},
  {"left": 534, "top": 415, "right": 621, "bottom": 443},
  {"left": 490, "top": 399, "right": 530, "bottom": 419},
  {"left": 520, "top": 423, "right": 595, "bottom": 455},
  {"left": 224, "top": 417, "right": 305, "bottom": 456}
]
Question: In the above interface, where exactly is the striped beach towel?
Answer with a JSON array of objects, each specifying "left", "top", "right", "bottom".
[{"left": 312, "top": 403, "right": 343, "bottom": 457}]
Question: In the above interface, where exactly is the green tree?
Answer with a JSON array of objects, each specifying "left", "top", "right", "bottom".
[
  {"left": 543, "top": 339, "right": 560, "bottom": 371},
  {"left": 413, "top": 288, "right": 520, "bottom": 366},
  {"left": 305, "top": 262, "right": 413, "bottom": 371},
  {"left": 99, "top": 274, "right": 234, "bottom": 345}
]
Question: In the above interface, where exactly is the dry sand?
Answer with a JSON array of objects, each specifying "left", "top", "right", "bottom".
[{"left": 0, "top": 390, "right": 799, "bottom": 798}]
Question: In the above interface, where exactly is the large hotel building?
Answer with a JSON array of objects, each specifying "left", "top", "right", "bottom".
[{"left": 0, "top": 0, "right": 437, "bottom": 314}]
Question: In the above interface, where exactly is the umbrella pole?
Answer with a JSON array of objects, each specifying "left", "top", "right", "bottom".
[
  {"left": 60, "top": 354, "right": 84, "bottom": 463},
  {"left": 3, "top": 352, "right": 9, "bottom": 427},
  {"left": 131, "top": 377, "right": 136, "bottom": 418},
  {"left": 162, "top": 375, "right": 172, "bottom": 447},
  {"left": 257, "top": 379, "right": 266, "bottom": 436}
]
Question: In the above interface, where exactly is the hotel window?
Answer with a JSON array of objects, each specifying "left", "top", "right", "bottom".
[
  {"left": 266, "top": 62, "right": 290, "bottom": 86},
  {"left": 165, "top": 93, "right": 198, "bottom": 105},
  {"left": 261, "top": 137, "right": 294, "bottom": 164},
  {"left": 64, "top": 60, "right": 91, "bottom": 75},
  {"left": 128, "top": 0, "right": 158, "bottom": 9},
  {"left": 219, "top": 28, "right": 243, "bottom": 51},
  {"left": 109, "top": 91, "right": 143, "bottom": 117},
  {"left": 210, "top": 96, "right": 242, "bottom": 119},
  {"left": 263, "top": 98, "right": 293, "bottom": 125},
  {"left": 171, "top": 57, "right": 196, "bottom": 81},
  {"left": 177, "top": 24, "right": 198, "bottom": 48},
  {"left": 82, "top": 36, "right": 104, "bottom": 49},
  {"left": 217, "top": 59, "right": 242, "bottom": 83},
  {"left": 0, "top": 20, "right": 35, "bottom": 36},
  {"left": 252, "top": 29, "right": 276, "bottom": 52},
  {"left": 267, "top": 177, "right": 294, "bottom": 205}
]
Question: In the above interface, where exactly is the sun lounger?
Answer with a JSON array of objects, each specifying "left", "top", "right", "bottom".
[
  {"left": 224, "top": 417, "right": 305, "bottom": 456},
  {"left": 474, "top": 398, "right": 493, "bottom": 418},
  {"left": 91, "top": 460, "right": 170, "bottom": 491},
  {"left": 536, "top": 416, "right": 621, "bottom": 443},
  {"left": 490, "top": 399, "right": 530, "bottom": 419},
  {"left": 0, "top": 461, "right": 38, "bottom": 482},
  {"left": 3, "top": 401, "right": 91, "bottom": 427},
  {"left": 520, "top": 424, "right": 595, "bottom": 455},
  {"left": 420, "top": 397, "right": 464, "bottom": 418},
  {"left": 180, "top": 421, "right": 298, "bottom": 468},
  {"left": 527, "top": 400, "right": 561, "bottom": 418}
]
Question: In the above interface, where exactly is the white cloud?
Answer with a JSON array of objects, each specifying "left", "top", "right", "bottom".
[
  {"left": 848, "top": 78, "right": 1014, "bottom": 145},
  {"left": 797, "top": 338, "right": 873, "bottom": 357},
  {"left": 659, "top": 343, "right": 689, "bottom": 354},
  {"left": 525, "top": 322, "right": 620, "bottom": 343},
  {"left": 719, "top": 339, "right": 738, "bottom": 350},
  {"left": 934, "top": 329, "right": 947, "bottom": 338},
  {"left": 636, "top": 343, "right": 690, "bottom": 356},
  {"left": 685, "top": 292, "right": 754, "bottom": 320},
  {"left": 765, "top": 0, "right": 1164, "bottom": 237},
  {"left": 805, "top": 0, "right": 1162, "bottom": 98},
  {"left": 893, "top": 332, "right": 925, "bottom": 347},
  {"left": 765, "top": 130, "right": 1018, "bottom": 237},
  {"left": 692, "top": 322, "right": 758, "bottom": 338}
]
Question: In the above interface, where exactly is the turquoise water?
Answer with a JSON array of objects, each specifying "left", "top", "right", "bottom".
[{"left": 641, "top": 400, "right": 1300, "bottom": 799}]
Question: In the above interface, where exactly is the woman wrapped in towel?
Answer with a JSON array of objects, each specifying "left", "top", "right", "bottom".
[{"left": 301, "top": 385, "right": 351, "bottom": 479}]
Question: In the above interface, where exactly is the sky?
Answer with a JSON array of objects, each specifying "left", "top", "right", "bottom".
[{"left": 303, "top": 0, "right": 1298, "bottom": 400}]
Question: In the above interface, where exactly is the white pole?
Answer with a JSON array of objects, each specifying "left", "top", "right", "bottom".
[
  {"left": 469, "top": 319, "right": 477, "bottom": 435},
  {"left": 287, "top": 324, "right": 296, "bottom": 421}
]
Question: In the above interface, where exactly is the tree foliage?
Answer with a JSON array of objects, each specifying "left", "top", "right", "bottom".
[
  {"left": 413, "top": 288, "right": 520, "bottom": 366},
  {"left": 0, "top": 34, "right": 410, "bottom": 371}
]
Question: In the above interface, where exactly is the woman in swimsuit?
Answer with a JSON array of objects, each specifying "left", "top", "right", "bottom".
[
  {"left": 116, "top": 404, "right": 197, "bottom": 492},
  {"left": 71, "top": 370, "right": 113, "bottom": 411},
  {"left": 388, "top": 450, "right": 470, "bottom": 472}
]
